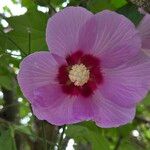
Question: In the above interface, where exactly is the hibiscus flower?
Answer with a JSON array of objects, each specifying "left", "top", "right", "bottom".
[{"left": 18, "top": 7, "right": 150, "bottom": 128}]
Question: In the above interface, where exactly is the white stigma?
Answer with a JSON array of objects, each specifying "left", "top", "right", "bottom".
[{"left": 68, "top": 64, "right": 90, "bottom": 86}]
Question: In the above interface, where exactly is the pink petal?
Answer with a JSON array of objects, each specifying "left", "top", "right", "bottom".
[
  {"left": 17, "top": 52, "right": 66, "bottom": 102},
  {"left": 72, "top": 97, "right": 93, "bottom": 121},
  {"left": 46, "top": 7, "right": 93, "bottom": 57},
  {"left": 138, "top": 14, "right": 150, "bottom": 51},
  {"left": 100, "top": 52, "right": 150, "bottom": 107},
  {"left": 32, "top": 84, "right": 63, "bottom": 108},
  {"left": 78, "top": 10, "right": 141, "bottom": 68},
  {"left": 32, "top": 97, "right": 81, "bottom": 125},
  {"left": 32, "top": 85, "right": 93, "bottom": 125},
  {"left": 93, "top": 91, "right": 136, "bottom": 128}
]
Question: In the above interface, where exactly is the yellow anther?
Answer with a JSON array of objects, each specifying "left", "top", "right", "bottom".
[{"left": 68, "top": 64, "right": 90, "bottom": 86}]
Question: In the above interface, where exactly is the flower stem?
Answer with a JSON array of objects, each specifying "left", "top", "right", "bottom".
[
  {"left": 42, "top": 121, "right": 47, "bottom": 150},
  {"left": 58, "top": 125, "right": 66, "bottom": 150}
]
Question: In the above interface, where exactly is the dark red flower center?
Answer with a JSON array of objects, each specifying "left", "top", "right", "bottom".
[{"left": 57, "top": 51, "right": 103, "bottom": 97}]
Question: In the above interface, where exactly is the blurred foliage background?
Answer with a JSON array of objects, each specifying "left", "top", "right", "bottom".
[{"left": 0, "top": 0, "right": 150, "bottom": 150}]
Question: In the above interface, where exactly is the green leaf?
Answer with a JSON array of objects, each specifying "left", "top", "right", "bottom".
[
  {"left": 14, "top": 125, "right": 32, "bottom": 135},
  {"left": 118, "top": 124, "right": 135, "bottom": 137},
  {"left": 0, "top": 76, "right": 13, "bottom": 90},
  {"left": 117, "top": 3, "right": 144, "bottom": 26},
  {"left": 111, "top": 0, "right": 127, "bottom": 9},
  {"left": 32, "top": 0, "right": 65, "bottom": 7},
  {"left": 141, "top": 93, "right": 150, "bottom": 106},
  {"left": 0, "top": 127, "right": 17, "bottom": 150},
  {"left": 19, "top": 100, "right": 30, "bottom": 118},
  {"left": 66, "top": 121, "right": 110, "bottom": 150},
  {"left": 0, "top": 52, "right": 20, "bottom": 67},
  {"left": 11, "top": 0, "right": 18, "bottom": 4},
  {"left": 0, "top": 54, "right": 16, "bottom": 90},
  {"left": 69, "top": 0, "right": 81, "bottom": 6},
  {"left": 6, "top": 10, "right": 49, "bottom": 54},
  {"left": 0, "top": 98, "right": 4, "bottom": 105},
  {"left": 87, "top": 0, "right": 114, "bottom": 13},
  {"left": 0, "top": 49, "right": 3, "bottom": 55},
  {"left": 0, "top": 27, "right": 9, "bottom": 51},
  {"left": 51, "top": 0, "right": 65, "bottom": 7},
  {"left": 3, "top": 6, "right": 12, "bottom": 16},
  {"left": 32, "top": 0, "right": 50, "bottom": 6},
  {"left": 119, "top": 138, "right": 145, "bottom": 150},
  {"left": 21, "top": 0, "right": 37, "bottom": 9}
]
